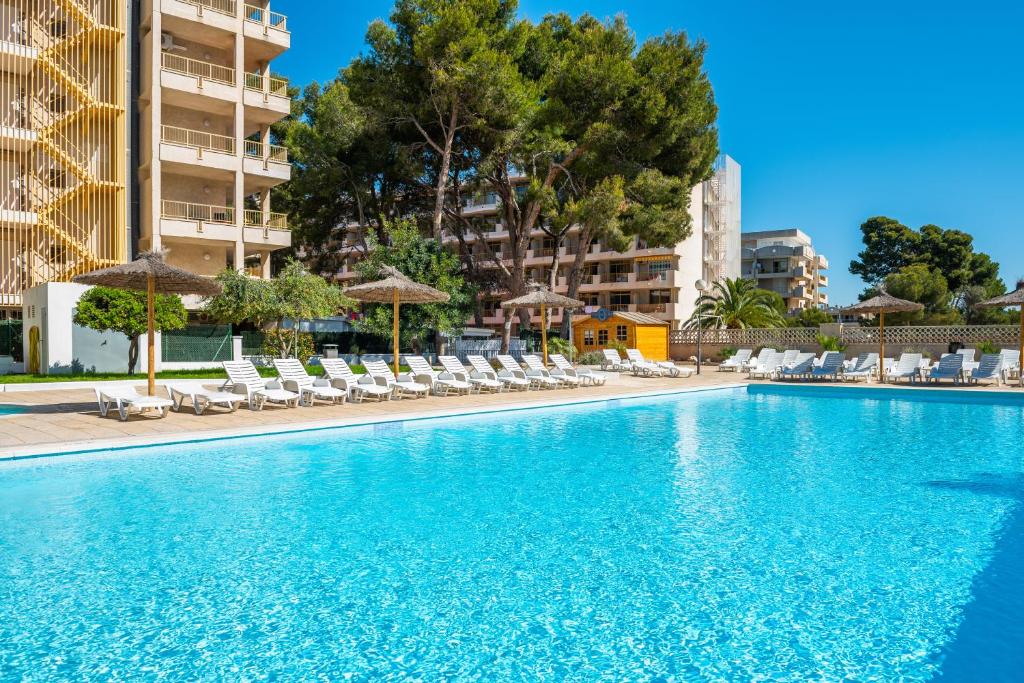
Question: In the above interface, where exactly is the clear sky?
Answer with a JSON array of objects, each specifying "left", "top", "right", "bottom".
[{"left": 272, "top": 0, "right": 1024, "bottom": 304}]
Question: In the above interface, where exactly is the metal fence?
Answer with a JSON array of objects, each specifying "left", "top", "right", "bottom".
[
  {"left": 451, "top": 338, "right": 526, "bottom": 362},
  {"left": 162, "top": 324, "right": 233, "bottom": 363},
  {"left": 669, "top": 325, "right": 1020, "bottom": 348}
]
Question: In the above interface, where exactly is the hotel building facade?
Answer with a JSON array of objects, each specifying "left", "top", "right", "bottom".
[
  {"left": 740, "top": 228, "right": 829, "bottom": 311},
  {"left": 0, "top": 0, "right": 293, "bottom": 319},
  {"left": 331, "top": 155, "right": 743, "bottom": 331}
]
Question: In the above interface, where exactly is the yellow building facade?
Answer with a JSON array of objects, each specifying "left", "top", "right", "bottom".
[
  {"left": 0, "top": 0, "right": 128, "bottom": 314},
  {"left": 573, "top": 310, "right": 670, "bottom": 362}
]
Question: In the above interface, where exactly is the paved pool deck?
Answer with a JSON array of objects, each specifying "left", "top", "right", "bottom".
[{"left": 1, "top": 370, "right": 1021, "bottom": 460}]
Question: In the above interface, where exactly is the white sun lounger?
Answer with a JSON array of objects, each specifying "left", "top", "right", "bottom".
[
  {"left": 780, "top": 350, "right": 801, "bottom": 367},
  {"left": 319, "top": 358, "right": 393, "bottom": 403},
  {"left": 718, "top": 349, "right": 752, "bottom": 372},
  {"left": 274, "top": 358, "right": 347, "bottom": 406},
  {"left": 468, "top": 354, "right": 530, "bottom": 391},
  {"left": 498, "top": 354, "right": 558, "bottom": 389},
  {"left": 968, "top": 353, "right": 1003, "bottom": 386},
  {"left": 744, "top": 348, "right": 775, "bottom": 373},
  {"left": 95, "top": 386, "right": 174, "bottom": 421},
  {"left": 748, "top": 350, "right": 783, "bottom": 380},
  {"left": 842, "top": 353, "right": 878, "bottom": 383},
  {"left": 407, "top": 355, "right": 473, "bottom": 396},
  {"left": 223, "top": 360, "right": 300, "bottom": 410},
  {"left": 779, "top": 353, "right": 816, "bottom": 379},
  {"left": 364, "top": 359, "right": 430, "bottom": 399},
  {"left": 926, "top": 353, "right": 964, "bottom": 385},
  {"left": 550, "top": 353, "right": 607, "bottom": 386},
  {"left": 439, "top": 355, "right": 503, "bottom": 393},
  {"left": 522, "top": 354, "right": 578, "bottom": 387},
  {"left": 887, "top": 353, "right": 923, "bottom": 384},
  {"left": 601, "top": 349, "right": 632, "bottom": 372},
  {"left": 808, "top": 352, "right": 845, "bottom": 380},
  {"left": 166, "top": 384, "right": 244, "bottom": 415},
  {"left": 998, "top": 349, "right": 1020, "bottom": 384},
  {"left": 626, "top": 349, "right": 692, "bottom": 378}
]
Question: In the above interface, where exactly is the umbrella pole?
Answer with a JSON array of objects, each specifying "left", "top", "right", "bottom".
[
  {"left": 147, "top": 274, "right": 156, "bottom": 396},
  {"left": 393, "top": 290, "right": 400, "bottom": 378},
  {"left": 541, "top": 304, "right": 548, "bottom": 366},
  {"left": 878, "top": 311, "right": 885, "bottom": 384}
]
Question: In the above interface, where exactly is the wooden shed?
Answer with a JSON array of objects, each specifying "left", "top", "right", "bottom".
[{"left": 573, "top": 310, "right": 670, "bottom": 361}]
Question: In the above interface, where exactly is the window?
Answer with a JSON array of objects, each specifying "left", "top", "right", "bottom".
[
  {"left": 773, "top": 260, "right": 787, "bottom": 273},
  {"left": 583, "top": 294, "right": 599, "bottom": 306},
  {"left": 647, "top": 261, "right": 671, "bottom": 281},
  {"left": 598, "top": 329, "right": 609, "bottom": 345},
  {"left": 616, "top": 325, "right": 628, "bottom": 342},
  {"left": 610, "top": 293, "right": 631, "bottom": 310},
  {"left": 650, "top": 289, "right": 671, "bottom": 304},
  {"left": 609, "top": 261, "right": 631, "bottom": 282},
  {"left": 584, "top": 330, "right": 594, "bottom": 346}
]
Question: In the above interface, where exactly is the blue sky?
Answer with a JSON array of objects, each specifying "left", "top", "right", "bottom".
[{"left": 273, "top": 0, "right": 1024, "bottom": 304}]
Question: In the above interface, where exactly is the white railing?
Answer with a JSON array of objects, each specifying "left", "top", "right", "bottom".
[
  {"left": 244, "top": 139, "right": 288, "bottom": 163},
  {"left": 243, "top": 4, "right": 287, "bottom": 31},
  {"left": 161, "top": 125, "right": 235, "bottom": 154},
  {"left": 161, "top": 52, "right": 235, "bottom": 85},
  {"left": 183, "top": 0, "right": 236, "bottom": 16},
  {"left": 162, "top": 200, "right": 235, "bottom": 224}
]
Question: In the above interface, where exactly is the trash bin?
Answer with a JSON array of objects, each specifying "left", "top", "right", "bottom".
[{"left": 323, "top": 344, "right": 339, "bottom": 359}]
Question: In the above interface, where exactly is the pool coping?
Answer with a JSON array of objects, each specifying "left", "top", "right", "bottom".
[{"left": 0, "top": 383, "right": 746, "bottom": 462}]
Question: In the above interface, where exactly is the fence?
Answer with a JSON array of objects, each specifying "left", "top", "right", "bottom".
[
  {"left": 162, "top": 324, "right": 233, "bottom": 363},
  {"left": 451, "top": 338, "right": 526, "bottom": 362},
  {"left": 669, "top": 325, "right": 1020, "bottom": 348}
]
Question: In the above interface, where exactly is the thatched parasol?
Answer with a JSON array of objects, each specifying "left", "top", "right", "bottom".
[
  {"left": 842, "top": 289, "right": 923, "bottom": 382},
  {"left": 343, "top": 266, "right": 450, "bottom": 376},
  {"left": 977, "top": 285, "right": 1024, "bottom": 386},
  {"left": 501, "top": 283, "right": 585, "bottom": 365},
  {"left": 74, "top": 250, "right": 222, "bottom": 396}
]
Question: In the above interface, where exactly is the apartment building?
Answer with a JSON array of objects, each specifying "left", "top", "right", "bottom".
[
  {"left": 0, "top": 0, "right": 128, "bottom": 316},
  {"left": 329, "top": 155, "right": 742, "bottom": 331},
  {"left": 138, "top": 0, "right": 292, "bottom": 282},
  {"left": 740, "top": 228, "right": 829, "bottom": 311},
  {"left": 0, "top": 0, "right": 292, "bottom": 320}
]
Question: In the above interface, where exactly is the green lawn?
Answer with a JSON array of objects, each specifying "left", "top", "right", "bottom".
[{"left": 0, "top": 363, "right": 416, "bottom": 384}]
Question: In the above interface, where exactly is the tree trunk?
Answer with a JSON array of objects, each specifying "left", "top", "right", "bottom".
[
  {"left": 431, "top": 107, "right": 459, "bottom": 241},
  {"left": 128, "top": 337, "right": 139, "bottom": 375},
  {"left": 561, "top": 226, "right": 593, "bottom": 338}
]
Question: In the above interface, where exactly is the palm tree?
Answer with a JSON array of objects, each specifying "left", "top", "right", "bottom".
[{"left": 685, "top": 277, "right": 786, "bottom": 329}]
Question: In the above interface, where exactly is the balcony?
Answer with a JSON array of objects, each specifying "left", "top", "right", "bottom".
[
  {"left": 818, "top": 274, "right": 829, "bottom": 287},
  {"left": 160, "top": 125, "right": 237, "bottom": 172},
  {"left": 243, "top": 139, "right": 290, "bottom": 182},
  {"left": 161, "top": 200, "right": 240, "bottom": 241},
  {"left": 636, "top": 303, "right": 668, "bottom": 314},
  {"left": 245, "top": 5, "right": 290, "bottom": 59},
  {"left": 243, "top": 209, "right": 290, "bottom": 246},
  {"left": 161, "top": 53, "right": 237, "bottom": 109},
  {"left": 244, "top": 73, "right": 291, "bottom": 122},
  {"left": 161, "top": 0, "right": 239, "bottom": 35}
]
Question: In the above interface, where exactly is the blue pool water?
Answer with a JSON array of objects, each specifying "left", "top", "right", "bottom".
[{"left": 1, "top": 387, "right": 1022, "bottom": 680}]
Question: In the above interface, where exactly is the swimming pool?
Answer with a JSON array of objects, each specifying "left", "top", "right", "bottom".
[{"left": 1, "top": 386, "right": 1021, "bottom": 680}]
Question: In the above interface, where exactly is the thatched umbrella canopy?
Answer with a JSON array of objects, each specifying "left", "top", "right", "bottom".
[
  {"left": 343, "top": 266, "right": 450, "bottom": 376},
  {"left": 977, "top": 285, "right": 1024, "bottom": 386},
  {"left": 842, "top": 289, "right": 923, "bottom": 382},
  {"left": 501, "top": 284, "right": 585, "bottom": 365},
  {"left": 73, "top": 250, "right": 222, "bottom": 396}
]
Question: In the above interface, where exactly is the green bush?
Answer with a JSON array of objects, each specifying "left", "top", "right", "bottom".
[
  {"left": 608, "top": 340, "right": 628, "bottom": 355},
  {"left": 263, "top": 329, "right": 315, "bottom": 361},
  {"left": 546, "top": 335, "right": 577, "bottom": 358},
  {"left": 978, "top": 341, "right": 999, "bottom": 355},
  {"left": 816, "top": 334, "right": 848, "bottom": 352},
  {"left": 720, "top": 346, "right": 738, "bottom": 359},
  {"left": 577, "top": 351, "right": 605, "bottom": 366}
]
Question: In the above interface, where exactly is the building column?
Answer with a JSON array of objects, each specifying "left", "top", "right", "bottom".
[
  {"left": 233, "top": 32, "right": 246, "bottom": 271},
  {"left": 260, "top": 251, "right": 271, "bottom": 279}
]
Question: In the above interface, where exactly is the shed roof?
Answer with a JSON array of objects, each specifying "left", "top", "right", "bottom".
[{"left": 574, "top": 311, "right": 669, "bottom": 326}]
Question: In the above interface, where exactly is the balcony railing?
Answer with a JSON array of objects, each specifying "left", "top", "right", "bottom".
[
  {"left": 245, "top": 72, "right": 289, "bottom": 97},
  {"left": 244, "top": 210, "right": 288, "bottom": 229},
  {"left": 162, "top": 200, "right": 235, "bottom": 224},
  {"left": 637, "top": 303, "right": 668, "bottom": 314},
  {"left": 244, "top": 4, "right": 288, "bottom": 31},
  {"left": 244, "top": 139, "right": 288, "bottom": 163},
  {"left": 162, "top": 52, "right": 235, "bottom": 85},
  {"left": 162, "top": 125, "right": 235, "bottom": 155},
  {"left": 184, "top": 0, "right": 236, "bottom": 16}
]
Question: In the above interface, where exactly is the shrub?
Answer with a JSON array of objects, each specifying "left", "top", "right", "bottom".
[
  {"left": 816, "top": 334, "right": 848, "bottom": 352},
  {"left": 577, "top": 351, "right": 605, "bottom": 366},
  {"left": 546, "top": 335, "right": 577, "bottom": 358},
  {"left": 608, "top": 340, "right": 628, "bottom": 355},
  {"left": 978, "top": 341, "right": 999, "bottom": 355},
  {"left": 720, "top": 346, "right": 738, "bottom": 359}
]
